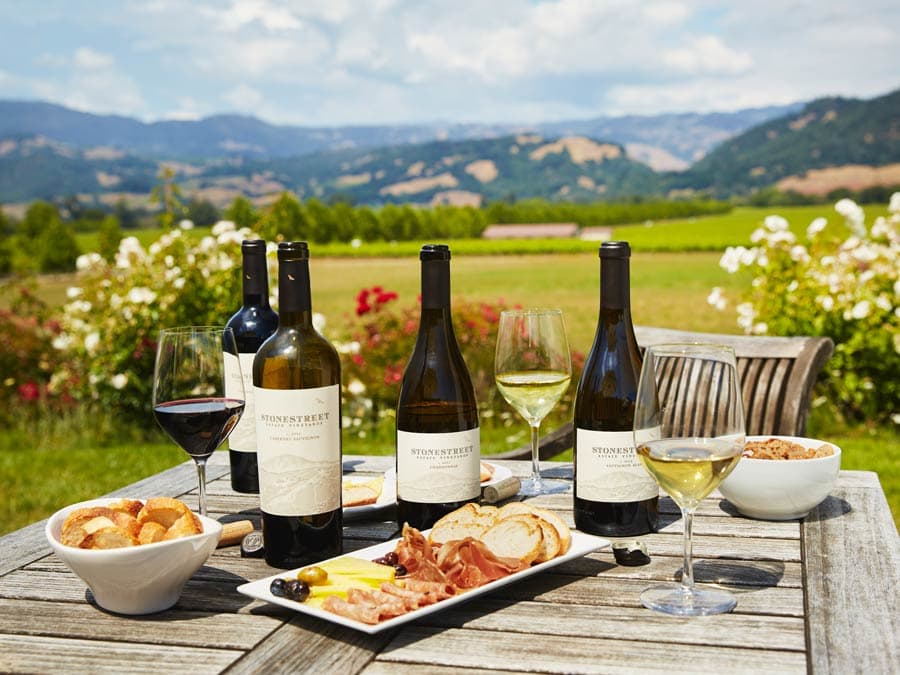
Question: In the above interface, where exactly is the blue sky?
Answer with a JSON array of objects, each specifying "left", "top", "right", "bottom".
[{"left": 1, "top": 0, "right": 898, "bottom": 127}]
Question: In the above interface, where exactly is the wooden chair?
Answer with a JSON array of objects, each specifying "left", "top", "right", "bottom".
[{"left": 493, "top": 326, "right": 835, "bottom": 461}]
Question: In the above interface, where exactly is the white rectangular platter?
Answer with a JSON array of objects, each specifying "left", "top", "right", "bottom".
[{"left": 237, "top": 529, "right": 610, "bottom": 634}]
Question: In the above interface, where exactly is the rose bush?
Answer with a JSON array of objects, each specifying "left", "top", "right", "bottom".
[
  {"left": 710, "top": 194, "right": 899, "bottom": 425},
  {"left": 51, "top": 221, "right": 264, "bottom": 421}
]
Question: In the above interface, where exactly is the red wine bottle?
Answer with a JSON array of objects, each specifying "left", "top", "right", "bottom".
[
  {"left": 253, "top": 241, "right": 342, "bottom": 568},
  {"left": 225, "top": 240, "right": 278, "bottom": 493},
  {"left": 396, "top": 244, "right": 480, "bottom": 530},
  {"left": 574, "top": 241, "right": 659, "bottom": 536}
]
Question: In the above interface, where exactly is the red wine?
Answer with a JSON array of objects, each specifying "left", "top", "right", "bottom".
[
  {"left": 226, "top": 239, "right": 278, "bottom": 493},
  {"left": 574, "top": 241, "right": 659, "bottom": 537},
  {"left": 396, "top": 244, "right": 480, "bottom": 530},
  {"left": 253, "top": 242, "right": 342, "bottom": 569},
  {"left": 153, "top": 397, "right": 245, "bottom": 459}
]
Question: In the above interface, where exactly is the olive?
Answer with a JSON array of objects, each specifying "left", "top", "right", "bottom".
[
  {"left": 284, "top": 579, "right": 310, "bottom": 602},
  {"left": 297, "top": 566, "right": 328, "bottom": 586},
  {"left": 270, "top": 577, "right": 287, "bottom": 597},
  {"left": 393, "top": 564, "right": 408, "bottom": 577},
  {"left": 383, "top": 551, "right": 399, "bottom": 566}
]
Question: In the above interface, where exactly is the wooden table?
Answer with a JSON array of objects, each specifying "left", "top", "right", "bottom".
[{"left": 1, "top": 454, "right": 898, "bottom": 674}]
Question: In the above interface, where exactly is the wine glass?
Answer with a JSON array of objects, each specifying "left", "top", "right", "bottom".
[
  {"left": 153, "top": 326, "right": 246, "bottom": 516},
  {"left": 495, "top": 309, "right": 572, "bottom": 496},
  {"left": 633, "top": 343, "right": 745, "bottom": 616}
]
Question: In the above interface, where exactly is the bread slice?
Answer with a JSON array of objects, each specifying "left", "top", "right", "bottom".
[
  {"left": 480, "top": 515, "right": 543, "bottom": 565},
  {"left": 498, "top": 502, "right": 572, "bottom": 555},
  {"left": 428, "top": 503, "right": 499, "bottom": 545},
  {"left": 137, "top": 497, "right": 192, "bottom": 529},
  {"left": 342, "top": 476, "right": 384, "bottom": 507}
]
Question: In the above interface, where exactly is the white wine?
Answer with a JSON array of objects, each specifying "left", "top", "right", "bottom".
[
  {"left": 396, "top": 244, "right": 480, "bottom": 530},
  {"left": 253, "top": 241, "right": 342, "bottom": 569},
  {"left": 637, "top": 439, "right": 742, "bottom": 510},
  {"left": 495, "top": 370, "right": 571, "bottom": 423},
  {"left": 574, "top": 241, "right": 659, "bottom": 536}
]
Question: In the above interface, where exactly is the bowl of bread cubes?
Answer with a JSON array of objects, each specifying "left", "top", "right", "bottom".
[
  {"left": 718, "top": 436, "right": 842, "bottom": 521},
  {"left": 45, "top": 496, "right": 222, "bottom": 615}
]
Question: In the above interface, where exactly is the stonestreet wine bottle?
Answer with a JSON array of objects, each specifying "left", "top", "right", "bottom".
[
  {"left": 253, "top": 241, "right": 342, "bottom": 568},
  {"left": 396, "top": 244, "right": 480, "bottom": 530},
  {"left": 225, "top": 239, "right": 278, "bottom": 494},
  {"left": 573, "top": 241, "right": 659, "bottom": 537}
]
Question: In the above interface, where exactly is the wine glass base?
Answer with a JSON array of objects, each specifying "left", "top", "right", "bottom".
[
  {"left": 640, "top": 583, "right": 737, "bottom": 616},
  {"left": 518, "top": 477, "right": 570, "bottom": 497}
]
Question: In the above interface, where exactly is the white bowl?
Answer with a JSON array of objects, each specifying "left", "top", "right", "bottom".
[
  {"left": 45, "top": 497, "right": 222, "bottom": 615},
  {"left": 718, "top": 435, "right": 842, "bottom": 521}
]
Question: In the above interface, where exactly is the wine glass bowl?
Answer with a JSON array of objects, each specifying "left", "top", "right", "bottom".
[
  {"left": 153, "top": 326, "right": 245, "bottom": 516},
  {"left": 495, "top": 309, "right": 572, "bottom": 497},
  {"left": 633, "top": 343, "right": 745, "bottom": 616}
]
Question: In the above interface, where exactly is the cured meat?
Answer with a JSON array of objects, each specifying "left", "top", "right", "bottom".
[
  {"left": 395, "top": 524, "right": 451, "bottom": 584},
  {"left": 400, "top": 578, "right": 455, "bottom": 600},
  {"left": 322, "top": 596, "right": 380, "bottom": 624},
  {"left": 436, "top": 537, "right": 528, "bottom": 589}
]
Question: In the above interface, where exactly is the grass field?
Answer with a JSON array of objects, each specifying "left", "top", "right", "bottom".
[{"left": 1, "top": 204, "right": 897, "bottom": 534}]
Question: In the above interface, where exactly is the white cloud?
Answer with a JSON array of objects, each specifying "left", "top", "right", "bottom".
[
  {"left": 73, "top": 47, "right": 115, "bottom": 69},
  {"left": 208, "top": 0, "right": 304, "bottom": 32},
  {"left": 662, "top": 35, "right": 753, "bottom": 75},
  {"left": 163, "top": 97, "right": 204, "bottom": 120},
  {"left": 222, "top": 83, "right": 264, "bottom": 111}
]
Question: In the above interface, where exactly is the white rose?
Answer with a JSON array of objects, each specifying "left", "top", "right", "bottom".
[{"left": 111, "top": 374, "right": 128, "bottom": 390}]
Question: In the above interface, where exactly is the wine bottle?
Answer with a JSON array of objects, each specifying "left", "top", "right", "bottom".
[
  {"left": 225, "top": 239, "right": 278, "bottom": 493},
  {"left": 396, "top": 244, "right": 480, "bottom": 530},
  {"left": 253, "top": 241, "right": 343, "bottom": 568},
  {"left": 573, "top": 241, "right": 659, "bottom": 537}
]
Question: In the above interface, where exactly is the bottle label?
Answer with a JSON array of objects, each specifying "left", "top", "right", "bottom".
[
  {"left": 255, "top": 383, "right": 341, "bottom": 516},
  {"left": 224, "top": 352, "right": 256, "bottom": 453},
  {"left": 397, "top": 428, "right": 481, "bottom": 502},
  {"left": 575, "top": 428, "right": 659, "bottom": 501}
]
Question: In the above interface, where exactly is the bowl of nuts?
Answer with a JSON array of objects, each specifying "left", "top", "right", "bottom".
[
  {"left": 45, "top": 496, "right": 222, "bottom": 615},
  {"left": 718, "top": 436, "right": 842, "bottom": 520}
]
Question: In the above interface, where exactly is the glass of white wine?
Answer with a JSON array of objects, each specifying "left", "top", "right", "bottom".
[
  {"left": 633, "top": 343, "right": 745, "bottom": 616},
  {"left": 495, "top": 309, "right": 572, "bottom": 497}
]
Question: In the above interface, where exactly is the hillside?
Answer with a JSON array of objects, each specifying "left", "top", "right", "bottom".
[{"left": 676, "top": 88, "right": 900, "bottom": 196}]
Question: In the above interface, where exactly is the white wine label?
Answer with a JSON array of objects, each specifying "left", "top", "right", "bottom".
[
  {"left": 255, "top": 383, "right": 341, "bottom": 516},
  {"left": 576, "top": 428, "right": 659, "bottom": 501},
  {"left": 224, "top": 352, "right": 256, "bottom": 453},
  {"left": 397, "top": 428, "right": 480, "bottom": 502}
]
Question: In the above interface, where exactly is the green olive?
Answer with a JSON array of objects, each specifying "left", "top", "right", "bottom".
[{"left": 297, "top": 566, "right": 328, "bottom": 585}]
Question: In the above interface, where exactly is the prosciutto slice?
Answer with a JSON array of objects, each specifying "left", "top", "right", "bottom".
[{"left": 436, "top": 538, "right": 528, "bottom": 589}]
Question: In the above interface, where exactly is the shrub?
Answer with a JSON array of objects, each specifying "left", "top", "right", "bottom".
[
  {"left": 51, "top": 221, "right": 262, "bottom": 421},
  {"left": 711, "top": 194, "right": 899, "bottom": 425}
]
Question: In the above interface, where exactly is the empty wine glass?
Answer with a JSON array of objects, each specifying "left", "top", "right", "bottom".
[
  {"left": 495, "top": 309, "right": 572, "bottom": 496},
  {"left": 153, "top": 326, "right": 246, "bottom": 516},
  {"left": 633, "top": 343, "right": 745, "bottom": 615}
]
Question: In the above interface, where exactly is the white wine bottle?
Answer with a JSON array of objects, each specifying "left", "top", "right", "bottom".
[
  {"left": 253, "top": 241, "right": 342, "bottom": 568},
  {"left": 573, "top": 241, "right": 659, "bottom": 536},
  {"left": 396, "top": 244, "right": 480, "bottom": 530},
  {"left": 225, "top": 239, "right": 278, "bottom": 494}
]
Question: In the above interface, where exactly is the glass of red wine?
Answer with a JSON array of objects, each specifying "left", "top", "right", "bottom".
[{"left": 153, "top": 326, "right": 246, "bottom": 516}]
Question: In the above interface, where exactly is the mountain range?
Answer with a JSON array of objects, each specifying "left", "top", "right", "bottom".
[{"left": 0, "top": 87, "right": 897, "bottom": 209}]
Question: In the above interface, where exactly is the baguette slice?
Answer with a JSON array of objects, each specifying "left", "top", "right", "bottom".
[
  {"left": 480, "top": 515, "right": 543, "bottom": 565},
  {"left": 428, "top": 503, "right": 499, "bottom": 545},
  {"left": 498, "top": 502, "right": 572, "bottom": 555}
]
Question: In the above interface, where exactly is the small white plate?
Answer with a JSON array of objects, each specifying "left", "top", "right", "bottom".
[
  {"left": 237, "top": 529, "right": 609, "bottom": 634},
  {"left": 342, "top": 473, "right": 397, "bottom": 520}
]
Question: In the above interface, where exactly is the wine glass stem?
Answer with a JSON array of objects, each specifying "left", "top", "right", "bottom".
[
  {"left": 195, "top": 457, "right": 208, "bottom": 517},
  {"left": 681, "top": 506, "right": 695, "bottom": 593},
  {"left": 529, "top": 421, "right": 542, "bottom": 487}
]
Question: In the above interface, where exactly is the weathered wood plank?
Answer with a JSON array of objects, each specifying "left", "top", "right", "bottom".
[
  {"left": 0, "top": 635, "right": 241, "bottom": 674},
  {"left": 377, "top": 627, "right": 807, "bottom": 674},
  {"left": 0, "top": 598, "right": 280, "bottom": 650},
  {"left": 421, "top": 598, "right": 806, "bottom": 651},
  {"left": 224, "top": 615, "right": 395, "bottom": 674},
  {"left": 804, "top": 473, "right": 900, "bottom": 675}
]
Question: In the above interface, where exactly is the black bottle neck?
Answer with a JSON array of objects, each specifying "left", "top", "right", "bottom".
[
  {"left": 421, "top": 258, "right": 451, "bottom": 312},
  {"left": 242, "top": 248, "right": 271, "bottom": 308},
  {"left": 600, "top": 255, "right": 631, "bottom": 313},
  {"left": 278, "top": 257, "right": 313, "bottom": 327}
]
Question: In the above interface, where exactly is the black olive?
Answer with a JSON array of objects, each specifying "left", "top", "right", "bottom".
[
  {"left": 270, "top": 577, "right": 287, "bottom": 597},
  {"left": 284, "top": 579, "right": 310, "bottom": 602},
  {"left": 393, "top": 564, "right": 408, "bottom": 577},
  {"left": 383, "top": 552, "right": 399, "bottom": 566},
  {"left": 372, "top": 556, "right": 388, "bottom": 565}
]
